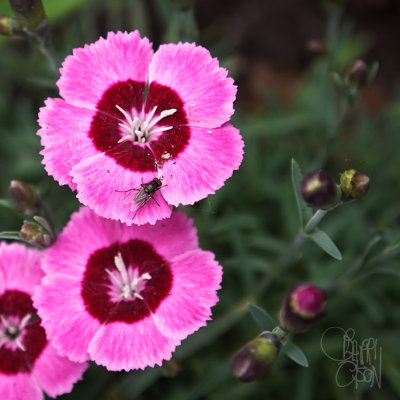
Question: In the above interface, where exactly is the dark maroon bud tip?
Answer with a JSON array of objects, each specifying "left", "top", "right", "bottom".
[
  {"left": 9, "top": 180, "right": 41, "bottom": 215},
  {"left": 278, "top": 284, "right": 326, "bottom": 334},
  {"left": 232, "top": 332, "right": 281, "bottom": 382},
  {"left": 347, "top": 60, "right": 368, "bottom": 88},
  {"left": 300, "top": 170, "right": 340, "bottom": 210}
]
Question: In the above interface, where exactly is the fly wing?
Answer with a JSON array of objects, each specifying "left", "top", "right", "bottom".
[
  {"left": 122, "top": 191, "right": 138, "bottom": 205},
  {"left": 134, "top": 190, "right": 149, "bottom": 203}
]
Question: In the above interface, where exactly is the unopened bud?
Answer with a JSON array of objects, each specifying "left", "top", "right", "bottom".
[
  {"left": 300, "top": 170, "right": 340, "bottom": 210},
  {"left": 9, "top": 0, "right": 47, "bottom": 32},
  {"left": 19, "top": 221, "right": 52, "bottom": 247},
  {"left": 162, "top": 359, "right": 180, "bottom": 377},
  {"left": 278, "top": 284, "right": 326, "bottom": 334},
  {"left": 347, "top": 60, "right": 368, "bottom": 89},
  {"left": 340, "top": 169, "right": 370, "bottom": 200},
  {"left": 306, "top": 39, "right": 326, "bottom": 55},
  {"left": 0, "top": 15, "right": 21, "bottom": 36},
  {"left": 232, "top": 332, "right": 281, "bottom": 382},
  {"left": 9, "top": 180, "right": 41, "bottom": 215}
]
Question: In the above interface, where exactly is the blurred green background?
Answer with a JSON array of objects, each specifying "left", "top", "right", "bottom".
[{"left": 1, "top": 0, "right": 400, "bottom": 399}]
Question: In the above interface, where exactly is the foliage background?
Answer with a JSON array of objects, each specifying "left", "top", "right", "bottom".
[{"left": 0, "top": 0, "right": 399, "bottom": 399}]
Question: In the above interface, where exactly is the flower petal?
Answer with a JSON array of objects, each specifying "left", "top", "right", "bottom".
[
  {"left": 152, "top": 250, "right": 222, "bottom": 340},
  {"left": 37, "top": 99, "right": 98, "bottom": 189},
  {"left": 58, "top": 31, "right": 153, "bottom": 109},
  {"left": 71, "top": 153, "right": 172, "bottom": 226},
  {"left": 0, "top": 374, "right": 43, "bottom": 400},
  {"left": 120, "top": 210, "right": 199, "bottom": 259},
  {"left": 0, "top": 243, "right": 42, "bottom": 296},
  {"left": 33, "top": 345, "right": 87, "bottom": 398},
  {"left": 88, "top": 317, "right": 180, "bottom": 371},
  {"left": 161, "top": 124, "right": 244, "bottom": 206},
  {"left": 41, "top": 207, "right": 122, "bottom": 277},
  {"left": 149, "top": 42, "right": 236, "bottom": 128},
  {"left": 33, "top": 274, "right": 100, "bottom": 363}
]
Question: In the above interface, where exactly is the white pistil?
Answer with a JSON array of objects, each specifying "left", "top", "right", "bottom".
[
  {"left": 116, "top": 105, "right": 177, "bottom": 144},
  {"left": 107, "top": 253, "right": 152, "bottom": 301},
  {"left": 0, "top": 313, "right": 31, "bottom": 351}
]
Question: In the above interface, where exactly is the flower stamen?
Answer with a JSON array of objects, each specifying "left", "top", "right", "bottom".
[
  {"left": 0, "top": 313, "right": 31, "bottom": 351},
  {"left": 116, "top": 105, "right": 177, "bottom": 144},
  {"left": 107, "top": 252, "right": 152, "bottom": 301}
]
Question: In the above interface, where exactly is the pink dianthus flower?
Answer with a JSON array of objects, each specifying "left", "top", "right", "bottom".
[
  {"left": 0, "top": 242, "right": 87, "bottom": 400},
  {"left": 37, "top": 31, "right": 244, "bottom": 225},
  {"left": 33, "top": 207, "right": 222, "bottom": 371}
]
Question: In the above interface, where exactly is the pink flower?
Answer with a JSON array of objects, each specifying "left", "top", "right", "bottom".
[
  {"left": 37, "top": 31, "right": 244, "bottom": 225},
  {"left": 0, "top": 242, "right": 87, "bottom": 400},
  {"left": 33, "top": 207, "right": 222, "bottom": 371}
]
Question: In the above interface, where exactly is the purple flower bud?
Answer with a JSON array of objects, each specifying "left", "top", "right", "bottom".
[
  {"left": 232, "top": 332, "right": 281, "bottom": 382},
  {"left": 9, "top": 180, "right": 41, "bottom": 215},
  {"left": 278, "top": 284, "right": 326, "bottom": 333},
  {"left": 340, "top": 169, "right": 370, "bottom": 200},
  {"left": 347, "top": 60, "right": 368, "bottom": 88},
  {"left": 300, "top": 170, "right": 340, "bottom": 210}
]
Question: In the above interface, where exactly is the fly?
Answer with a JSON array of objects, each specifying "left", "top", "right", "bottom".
[{"left": 117, "top": 178, "right": 162, "bottom": 217}]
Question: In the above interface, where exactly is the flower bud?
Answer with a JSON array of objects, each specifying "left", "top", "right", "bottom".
[
  {"left": 9, "top": 180, "right": 41, "bottom": 215},
  {"left": 340, "top": 169, "right": 370, "bottom": 200},
  {"left": 0, "top": 15, "right": 21, "bottom": 36},
  {"left": 300, "top": 170, "right": 340, "bottom": 210},
  {"left": 278, "top": 284, "right": 326, "bottom": 334},
  {"left": 305, "top": 39, "right": 327, "bottom": 55},
  {"left": 231, "top": 332, "right": 281, "bottom": 382},
  {"left": 162, "top": 359, "right": 180, "bottom": 377},
  {"left": 347, "top": 60, "right": 368, "bottom": 89},
  {"left": 19, "top": 221, "right": 52, "bottom": 247}
]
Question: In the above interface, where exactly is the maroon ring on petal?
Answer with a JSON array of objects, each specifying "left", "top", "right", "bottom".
[
  {"left": 89, "top": 80, "right": 190, "bottom": 173},
  {"left": 0, "top": 290, "right": 47, "bottom": 374},
  {"left": 81, "top": 239, "right": 172, "bottom": 324}
]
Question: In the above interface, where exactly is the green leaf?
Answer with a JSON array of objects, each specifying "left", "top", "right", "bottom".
[
  {"left": 291, "top": 158, "right": 312, "bottom": 228},
  {"left": 373, "top": 266, "right": 400, "bottom": 278},
  {"left": 0, "top": 231, "right": 23, "bottom": 241},
  {"left": 282, "top": 340, "right": 309, "bottom": 367},
  {"left": 0, "top": 199, "right": 14, "bottom": 210},
  {"left": 247, "top": 303, "right": 275, "bottom": 330},
  {"left": 367, "top": 61, "right": 379, "bottom": 84},
  {"left": 306, "top": 228, "right": 342, "bottom": 260},
  {"left": 331, "top": 72, "right": 345, "bottom": 88}
]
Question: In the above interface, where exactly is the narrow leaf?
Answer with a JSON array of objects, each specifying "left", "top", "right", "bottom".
[
  {"left": 291, "top": 158, "right": 312, "bottom": 228},
  {"left": 0, "top": 231, "right": 23, "bottom": 241},
  {"left": 0, "top": 199, "right": 14, "bottom": 210},
  {"left": 306, "top": 228, "right": 342, "bottom": 260},
  {"left": 282, "top": 340, "right": 309, "bottom": 367},
  {"left": 367, "top": 61, "right": 379, "bottom": 84},
  {"left": 247, "top": 303, "right": 275, "bottom": 330}
]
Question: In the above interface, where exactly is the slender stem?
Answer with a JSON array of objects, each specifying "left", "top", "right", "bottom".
[
  {"left": 304, "top": 209, "right": 329, "bottom": 233},
  {"left": 278, "top": 233, "right": 305, "bottom": 268}
]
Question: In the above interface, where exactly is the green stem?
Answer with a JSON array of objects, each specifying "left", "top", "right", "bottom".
[{"left": 304, "top": 209, "right": 329, "bottom": 233}]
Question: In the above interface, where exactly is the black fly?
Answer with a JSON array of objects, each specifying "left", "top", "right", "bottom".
[{"left": 117, "top": 178, "right": 162, "bottom": 217}]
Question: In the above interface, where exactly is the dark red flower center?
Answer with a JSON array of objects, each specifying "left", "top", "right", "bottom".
[
  {"left": 89, "top": 80, "right": 190, "bottom": 172},
  {"left": 81, "top": 239, "right": 172, "bottom": 324},
  {"left": 0, "top": 290, "right": 47, "bottom": 375}
]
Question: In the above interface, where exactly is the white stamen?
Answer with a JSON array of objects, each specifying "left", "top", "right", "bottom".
[
  {"left": 108, "top": 253, "right": 152, "bottom": 301},
  {"left": 146, "top": 108, "right": 177, "bottom": 131},
  {"left": 0, "top": 313, "right": 31, "bottom": 351},
  {"left": 116, "top": 104, "right": 177, "bottom": 144}
]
